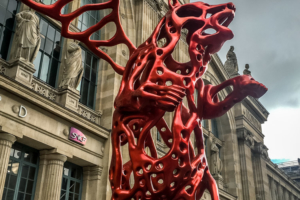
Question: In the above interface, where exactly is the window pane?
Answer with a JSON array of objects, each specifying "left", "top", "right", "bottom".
[
  {"left": 5, "top": 10, "right": 14, "bottom": 30},
  {"left": 31, "top": 153, "right": 38, "bottom": 164},
  {"left": 48, "top": 59, "right": 59, "bottom": 87},
  {"left": 19, "top": 178, "right": 26, "bottom": 192},
  {"left": 86, "top": 53, "right": 92, "bottom": 66},
  {"left": 40, "top": 54, "right": 50, "bottom": 82},
  {"left": 71, "top": 168, "right": 77, "bottom": 179},
  {"left": 91, "top": 69, "right": 97, "bottom": 83},
  {"left": 13, "top": 150, "right": 21, "bottom": 159},
  {"left": 61, "top": 178, "right": 67, "bottom": 190},
  {"left": 88, "top": 84, "right": 95, "bottom": 108},
  {"left": 92, "top": 57, "right": 97, "bottom": 70},
  {"left": 6, "top": 190, "right": 14, "bottom": 200},
  {"left": 74, "top": 194, "right": 79, "bottom": 200},
  {"left": 84, "top": 65, "right": 90, "bottom": 79},
  {"left": 8, "top": 175, "right": 17, "bottom": 189},
  {"left": 81, "top": 79, "right": 89, "bottom": 105},
  {"left": 21, "top": 165, "right": 29, "bottom": 178},
  {"left": 28, "top": 167, "right": 36, "bottom": 180},
  {"left": 63, "top": 167, "right": 70, "bottom": 176},
  {"left": 0, "top": 0, "right": 8, "bottom": 9},
  {"left": 68, "top": 192, "right": 73, "bottom": 200},
  {"left": 10, "top": 161, "right": 19, "bottom": 175},
  {"left": 60, "top": 190, "right": 66, "bottom": 200},
  {"left": 53, "top": 42, "right": 61, "bottom": 60},
  {"left": 25, "top": 194, "right": 31, "bottom": 200},
  {"left": 69, "top": 181, "right": 75, "bottom": 193},
  {"left": 17, "top": 192, "right": 24, "bottom": 200},
  {"left": 33, "top": 51, "right": 42, "bottom": 77},
  {"left": 26, "top": 180, "right": 34, "bottom": 194},
  {"left": 2, "top": 188, "right": 7, "bottom": 200},
  {"left": 47, "top": 25, "right": 55, "bottom": 40},
  {"left": 40, "top": 19, "right": 48, "bottom": 36},
  {"left": 0, "top": 6, "right": 6, "bottom": 25},
  {"left": 0, "top": 27, "right": 12, "bottom": 59},
  {"left": 44, "top": 39, "right": 54, "bottom": 55},
  {"left": 75, "top": 182, "right": 80, "bottom": 194},
  {"left": 7, "top": 0, "right": 18, "bottom": 13},
  {"left": 24, "top": 152, "right": 32, "bottom": 163}
]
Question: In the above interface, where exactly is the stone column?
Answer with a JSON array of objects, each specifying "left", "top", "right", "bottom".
[
  {"left": 284, "top": 189, "right": 290, "bottom": 200},
  {"left": 252, "top": 142, "right": 271, "bottom": 200},
  {"left": 278, "top": 184, "right": 283, "bottom": 200},
  {"left": 237, "top": 129, "right": 256, "bottom": 200},
  {"left": 269, "top": 177, "right": 277, "bottom": 200},
  {"left": 0, "top": 133, "right": 17, "bottom": 198},
  {"left": 81, "top": 166, "right": 103, "bottom": 200},
  {"left": 34, "top": 150, "right": 67, "bottom": 200}
]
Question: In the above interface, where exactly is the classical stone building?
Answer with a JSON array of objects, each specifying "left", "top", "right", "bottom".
[{"left": 0, "top": 0, "right": 300, "bottom": 200}]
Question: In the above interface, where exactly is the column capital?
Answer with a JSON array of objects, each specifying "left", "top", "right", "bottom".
[
  {"left": 0, "top": 133, "right": 17, "bottom": 144},
  {"left": 40, "top": 149, "right": 67, "bottom": 163},
  {"left": 83, "top": 166, "right": 103, "bottom": 181},
  {"left": 237, "top": 128, "right": 254, "bottom": 148},
  {"left": 253, "top": 142, "right": 269, "bottom": 161}
]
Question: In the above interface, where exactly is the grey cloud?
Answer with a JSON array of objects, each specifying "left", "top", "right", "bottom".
[{"left": 191, "top": 0, "right": 300, "bottom": 110}]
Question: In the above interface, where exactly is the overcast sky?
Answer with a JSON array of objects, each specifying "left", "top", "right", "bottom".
[{"left": 190, "top": 0, "right": 300, "bottom": 163}]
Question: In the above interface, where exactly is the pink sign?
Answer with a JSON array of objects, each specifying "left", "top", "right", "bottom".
[{"left": 69, "top": 127, "right": 87, "bottom": 145}]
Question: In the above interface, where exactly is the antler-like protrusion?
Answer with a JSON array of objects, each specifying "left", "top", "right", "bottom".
[{"left": 21, "top": 0, "right": 136, "bottom": 75}]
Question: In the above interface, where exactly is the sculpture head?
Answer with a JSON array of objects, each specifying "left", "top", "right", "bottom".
[{"left": 122, "top": 1, "right": 236, "bottom": 112}]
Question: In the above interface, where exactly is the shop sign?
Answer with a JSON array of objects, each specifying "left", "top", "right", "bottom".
[{"left": 69, "top": 127, "right": 87, "bottom": 145}]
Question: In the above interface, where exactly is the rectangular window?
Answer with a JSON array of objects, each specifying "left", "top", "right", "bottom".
[
  {"left": 60, "top": 162, "right": 83, "bottom": 200},
  {"left": 2, "top": 143, "right": 39, "bottom": 200},
  {"left": 78, "top": 47, "right": 99, "bottom": 109},
  {"left": 33, "top": 15, "right": 63, "bottom": 88},
  {"left": 40, "top": 0, "right": 68, "bottom": 14},
  {"left": 0, "top": 0, "right": 19, "bottom": 60},
  {"left": 211, "top": 119, "right": 218, "bottom": 138},
  {"left": 157, "top": 131, "right": 161, "bottom": 142},
  {"left": 77, "top": 0, "right": 100, "bottom": 40}
]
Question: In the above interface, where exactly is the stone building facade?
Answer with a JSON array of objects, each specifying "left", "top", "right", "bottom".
[{"left": 0, "top": 0, "right": 299, "bottom": 200}]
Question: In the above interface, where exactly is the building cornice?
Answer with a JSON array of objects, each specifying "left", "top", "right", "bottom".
[{"left": 0, "top": 75, "right": 110, "bottom": 139}]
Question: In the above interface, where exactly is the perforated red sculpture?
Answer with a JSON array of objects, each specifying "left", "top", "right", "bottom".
[{"left": 21, "top": 0, "right": 268, "bottom": 199}]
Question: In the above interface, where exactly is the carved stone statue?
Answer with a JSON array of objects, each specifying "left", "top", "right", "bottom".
[
  {"left": 224, "top": 46, "right": 239, "bottom": 76},
  {"left": 12, "top": 9, "right": 41, "bottom": 63},
  {"left": 207, "top": 137, "right": 222, "bottom": 176},
  {"left": 243, "top": 64, "right": 251, "bottom": 75},
  {"left": 59, "top": 40, "right": 84, "bottom": 89}
]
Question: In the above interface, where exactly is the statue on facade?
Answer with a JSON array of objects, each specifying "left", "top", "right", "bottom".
[
  {"left": 12, "top": 9, "right": 40, "bottom": 63},
  {"left": 22, "top": 0, "right": 268, "bottom": 199},
  {"left": 243, "top": 64, "right": 251, "bottom": 75},
  {"left": 208, "top": 137, "right": 223, "bottom": 176},
  {"left": 59, "top": 40, "right": 83, "bottom": 90},
  {"left": 224, "top": 46, "right": 239, "bottom": 76}
]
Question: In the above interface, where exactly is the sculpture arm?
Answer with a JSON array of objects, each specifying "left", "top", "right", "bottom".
[{"left": 201, "top": 75, "right": 267, "bottom": 119}]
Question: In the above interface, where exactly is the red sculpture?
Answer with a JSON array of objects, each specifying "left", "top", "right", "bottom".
[{"left": 21, "top": 0, "right": 268, "bottom": 199}]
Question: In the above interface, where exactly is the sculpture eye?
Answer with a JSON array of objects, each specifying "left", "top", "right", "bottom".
[{"left": 176, "top": 5, "right": 203, "bottom": 18}]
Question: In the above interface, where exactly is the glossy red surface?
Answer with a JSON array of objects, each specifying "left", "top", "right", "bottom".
[{"left": 21, "top": 0, "right": 268, "bottom": 199}]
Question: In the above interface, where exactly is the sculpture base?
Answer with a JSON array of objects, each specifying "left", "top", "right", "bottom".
[
  {"left": 6, "top": 58, "right": 36, "bottom": 88},
  {"left": 56, "top": 86, "right": 80, "bottom": 112},
  {"left": 213, "top": 174, "right": 224, "bottom": 189}
]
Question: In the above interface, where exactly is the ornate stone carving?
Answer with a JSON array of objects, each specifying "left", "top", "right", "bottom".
[
  {"left": 207, "top": 137, "right": 222, "bottom": 176},
  {"left": 243, "top": 109, "right": 261, "bottom": 131},
  {"left": 31, "top": 78, "right": 58, "bottom": 101},
  {"left": 0, "top": 65, "right": 5, "bottom": 74},
  {"left": 59, "top": 41, "right": 84, "bottom": 89},
  {"left": 253, "top": 142, "right": 269, "bottom": 160},
  {"left": 243, "top": 64, "right": 251, "bottom": 75},
  {"left": 11, "top": 9, "right": 41, "bottom": 63},
  {"left": 237, "top": 129, "right": 254, "bottom": 148},
  {"left": 224, "top": 46, "right": 239, "bottom": 77}
]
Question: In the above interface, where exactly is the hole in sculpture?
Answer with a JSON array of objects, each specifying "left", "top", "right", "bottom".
[
  {"left": 172, "top": 153, "right": 177, "bottom": 159},
  {"left": 173, "top": 168, "right": 179, "bottom": 176},
  {"left": 166, "top": 80, "right": 173, "bottom": 86},
  {"left": 157, "top": 68, "right": 164, "bottom": 75},
  {"left": 146, "top": 191, "right": 151, "bottom": 196},
  {"left": 139, "top": 179, "right": 145, "bottom": 187},
  {"left": 170, "top": 182, "right": 176, "bottom": 188},
  {"left": 191, "top": 168, "right": 197, "bottom": 177},
  {"left": 206, "top": 13, "right": 212, "bottom": 18},
  {"left": 157, "top": 38, "right": 167, "bottom": 48},
  {"left": 156, "top": 162, "right": 164, "bottom": 170},
  {"left": 176, "top": 5, "right": 203, "bottom": 17},
  {"left": 145, "top": 163, "right": 152, "bottom": 171},
  {"left": 137, "top": 167, "right": 143, "bottom": 175},
  {"left": 170, "top": 27, "right": 176, "bottom": 33},
  {"left": 157, "top": 49, "right": 163, "bottom": 56},
  {"left": 180, "top": 142, "right": 187, "bottom": 152},
  {"left": 158, "top": 179, "right": 164, "bottom": 184},
  {"left": 176, "top": 70, "right": 182, "bottom": 74},
  {"left": 202, "top": 28, "right": 217, "bottom": 35},
  {"left": 168, "top": 138, "right": 173, "bottom": 143},
  {"left": 184, "top": 171, "right": 191, "bottom": 179},
  {"left": 168, "top": 21, "right": 173, "bottom": 27},
  {"left": 185, "top": 185, "right": 193, "bottom": 195}
]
